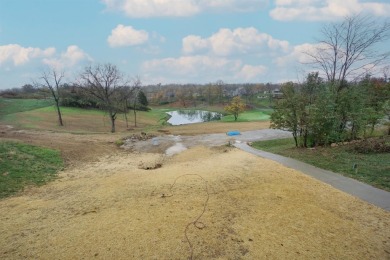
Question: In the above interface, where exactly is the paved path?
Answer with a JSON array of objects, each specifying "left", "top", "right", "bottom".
[
  {"left": 181, "top": 129, "right": 292, "bottom": 147},
  {"left": 234, "top": 141, "right": 390, "bottom": 211}
]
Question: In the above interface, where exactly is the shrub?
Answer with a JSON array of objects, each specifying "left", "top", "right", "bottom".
[{"left": 352, "top": 137, "right": 390, "bottom": 154}]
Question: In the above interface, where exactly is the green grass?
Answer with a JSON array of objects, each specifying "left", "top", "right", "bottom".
[
  {"left": 221, "top": 109, "right": 271, "bottom": 122},
  {"left": 247, "top": 97, "right": 274, "bottom": 108},
  {"left": 34, "top": 105, "right": 107, "bottom": 115},
  {"left": 0, "top": 141, "right": 64, "bottom": 198},
  {"left": 0, "top": 98, "right": 53, "bottom": 118},
  {"left": 144, "top": 107, "right": 174, "bottom": 122},
  {"left": 252, "top": 138, "right": 390, "bottom": 191},
  {"left": 0, "top": 99, "right": 271, "bottom": 133}
]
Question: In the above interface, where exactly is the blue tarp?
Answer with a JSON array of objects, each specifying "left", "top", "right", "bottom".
[{"left": 226, "top": 131, "right": 241, "bottom": 136}]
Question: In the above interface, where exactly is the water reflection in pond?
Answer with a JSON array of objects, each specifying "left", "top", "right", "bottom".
[{"left": 167, "top": 110, "right": 222, "bottom": 125}]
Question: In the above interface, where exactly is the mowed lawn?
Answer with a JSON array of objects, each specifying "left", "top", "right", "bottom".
[
  {"left": 0, "top": 98, "right": 272, "bottom": 134},
  {"left": 0, "top": 98, "right": 52, "bottom": 119},
  {"left": 1, "top": 105, "right": 167, "bottom": 133},
  {"left": 221, "top": 109, "right": 272, "bottom": 122}
]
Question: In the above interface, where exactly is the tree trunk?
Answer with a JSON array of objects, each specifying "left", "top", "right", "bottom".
[
  {"left": 303, "top": 129, "right": 308, "bottom": 148},
  {"left": 133, "top": 108, "right": 137, "bottom": 127},
  {"left": 109, "top": 111, "right": 116, "bottom": 133},
  {"left": 124, "top": 100, "right": 129, "bottom": 128},
  {"left": 292, "top": 132, "right": 298, "bottom": 147},
  {"left": 54, "top": 99, "right": 63, "bottom": 126},
  {"left": 124, "top": 112, "right": 129, "bottom": 128}
]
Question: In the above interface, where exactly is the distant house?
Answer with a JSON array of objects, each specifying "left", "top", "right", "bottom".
[
  {"left": 272, "top": 89, "right": 283, "bottom": 99},
  {"left": 257, "top": 89, "right": 283, "bottom": 99}
]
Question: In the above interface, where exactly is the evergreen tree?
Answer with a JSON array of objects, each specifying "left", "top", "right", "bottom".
[{"left": 138, "top": 90, "right": 148, "bottom": 108}]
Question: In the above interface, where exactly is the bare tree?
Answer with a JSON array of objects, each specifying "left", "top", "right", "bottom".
[
  {"left": 119, "top": 86, "right": 133, "bottom": 129},
  {"left": 131, "top": 76, "right": 142, "bottom": 127},
  {"left": 78, "top": 63, "right": 127, "bottom": 133},
  {"left": 305, "top": 14, "right": 390, "bottom": 91},
  {"left": 215, "top": 80, "right": 225, "bottom": 105},
  {"left": 36, "top": 69, "right": 64, "bottom": 126}
]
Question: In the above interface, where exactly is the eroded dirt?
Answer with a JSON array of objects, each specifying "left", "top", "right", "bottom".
[{"left": 0, "top": 125, "right": 389, "bottom": 259}]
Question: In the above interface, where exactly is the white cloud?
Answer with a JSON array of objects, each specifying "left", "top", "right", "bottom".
[
  {"left": 238, "top": 65, "right": 268, "bottom": 80},
  {"left": 103, "top": 0, "right": 199, "bottom": 17},
  {"left": 143, "top": 55, "right": 240, "bottom": 76},
  {"left": 270, "top": 0, "right": 390, "bottom": 21},
  {"left": 183, "top": 27, "right": 290, "bottom": 56},
  {"left": 108, "top": 24, "right": 149, "bottom": 47},
  {"left": 43, "top": 45, "right": 91, "bottom": 70},
  {"left": 182, "top": 35, "right": 209, "bottom": 54},
  {"left": 204, "top": 0, "right": 267, "bottom": 12},
  {"left": 102, "top": 0, "right": 267, "bottom": 18},
  {"left": 142, "top": 55, "right": 267, "bottom": 82},
  {"left": 275, "top": 43, "right": 319, "bottom": 66},
  {"left": 0, "top": 44, "right": 90, "bottom": 71},
  {"left": 142, "top": 27, "right": 291, "bottom": 83},
  {"left": 0, "top": 44, "right": 55, "bottom": 66}
]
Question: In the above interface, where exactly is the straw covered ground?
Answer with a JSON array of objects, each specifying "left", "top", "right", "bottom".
[{"left": 0, "top": 126, "right": 389, "bottom": 259}]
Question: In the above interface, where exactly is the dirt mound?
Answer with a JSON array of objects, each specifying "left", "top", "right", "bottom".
[{"left": 1, "top": 146, "right": 389, "bottom": 259}]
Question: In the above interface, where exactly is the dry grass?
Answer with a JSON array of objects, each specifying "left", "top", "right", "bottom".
[{"left": 0, "top": 146, "right": 389, "bottom": 259}]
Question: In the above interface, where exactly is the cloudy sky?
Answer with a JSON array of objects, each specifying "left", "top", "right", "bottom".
[{"left": 1, "top": 0, "right": 390, "bottom": 89}]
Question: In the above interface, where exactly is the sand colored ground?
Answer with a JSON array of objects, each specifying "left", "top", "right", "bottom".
[{"left": 1, "top": 141, "right": 390, "bottom": 259}]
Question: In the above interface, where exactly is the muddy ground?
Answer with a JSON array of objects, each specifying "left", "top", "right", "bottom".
[{"left": 0, "top": 125, "right": 389, "bottom": 259}]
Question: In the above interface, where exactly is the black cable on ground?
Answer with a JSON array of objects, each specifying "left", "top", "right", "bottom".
[{"left": 162, "top": 174, "right": 210, "bottom": 260}]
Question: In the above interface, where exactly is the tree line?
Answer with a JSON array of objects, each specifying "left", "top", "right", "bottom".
[
  {"left": 271, "top": 14, "right": 390, "bottom": 147},
  {"left": 142, "top": 82, "right": 279, "bottom": 107},
  {"left": 2, "top": 79, "right": 281, "bottom": 108},
  {"left": 271, "top": 73, "right": 389, "bottom": 147},
  {"left": 1, "top": 14, "right": 388, "bottom": 139},
  {"left": 0, "top": 64, "right": 149, "bottom": 133}
]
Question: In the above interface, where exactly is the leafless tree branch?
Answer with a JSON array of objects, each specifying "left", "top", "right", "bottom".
[{"left": 304, "top": 14, "right": 390, "bottom": 91}]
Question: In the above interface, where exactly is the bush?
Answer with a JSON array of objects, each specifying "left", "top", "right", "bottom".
[{"left": 352, "top": 137, "right": 390, "bottom": 154}]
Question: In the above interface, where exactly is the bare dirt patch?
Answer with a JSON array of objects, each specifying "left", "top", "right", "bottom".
[
  {"left": 0, "top": 125, "right": 126, "bottom": 168},
  {"left": 0, "top": 124, "right": 389, "bottom": 259}
]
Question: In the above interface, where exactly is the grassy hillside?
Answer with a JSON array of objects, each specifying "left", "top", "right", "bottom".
[
  {"left": 1, "top": 105, "right": 166, "bottom": 133},
  {"left": 0, "top": 98, "right": 52, "bottom": 119},
  {"left": 0, "top": 99, "right": 271, "bottom": 133}
]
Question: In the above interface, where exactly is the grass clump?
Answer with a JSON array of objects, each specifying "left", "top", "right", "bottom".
[
  {"left": 115, "top": 139, "right": 125, "bottom": 147},
  {"left": 0, "top": 141, "right": 64, "bottom": 198},
  {"left": 252, "top": 138, "right": 390, "bottom": 191}
]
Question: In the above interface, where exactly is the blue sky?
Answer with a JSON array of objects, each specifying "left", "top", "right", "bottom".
[{"left": 1, "top": 0, "right": 390, "bottom": 89}]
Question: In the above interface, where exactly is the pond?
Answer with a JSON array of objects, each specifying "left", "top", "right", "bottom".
[{"left": 167, "top": 110, "right": 223, "bottom": 125}]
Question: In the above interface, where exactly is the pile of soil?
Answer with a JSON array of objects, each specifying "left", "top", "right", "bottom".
[{"left": 0, "top": 136, "right": 389, "bottom": 259}]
